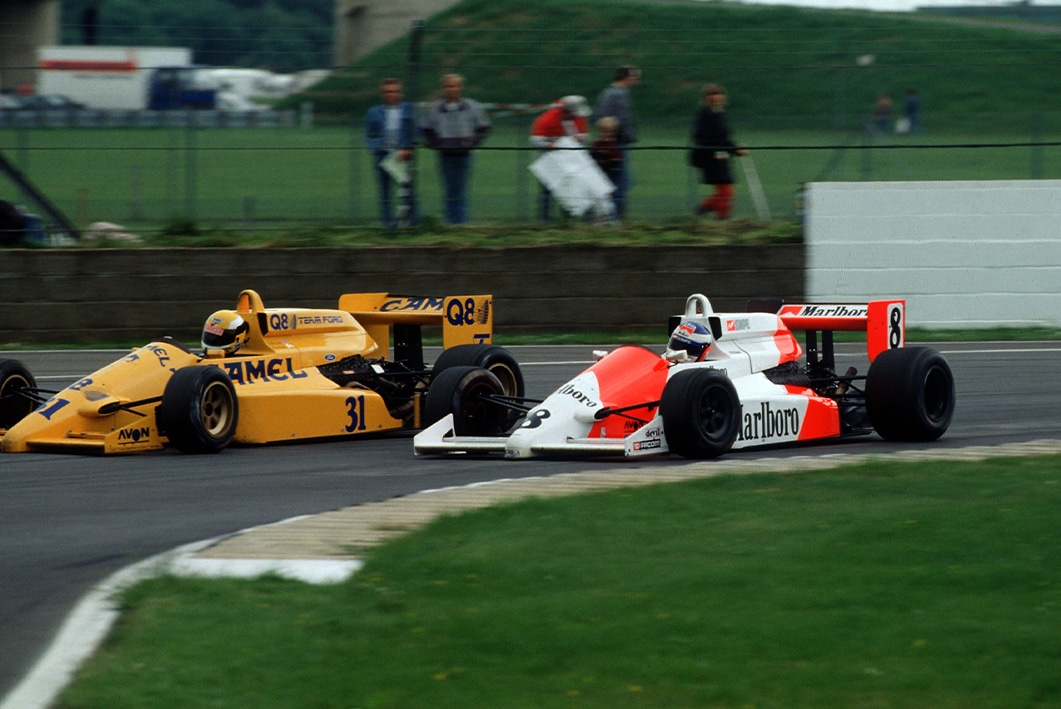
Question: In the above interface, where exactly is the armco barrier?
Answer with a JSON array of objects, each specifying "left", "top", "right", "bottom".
[{"left": 0, "top": 245, "right": 804, "bottom": 345}]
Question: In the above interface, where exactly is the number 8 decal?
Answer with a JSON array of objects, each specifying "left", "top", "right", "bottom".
[{"left": 888, "top": 303, "right": 905, "bottom": 349}]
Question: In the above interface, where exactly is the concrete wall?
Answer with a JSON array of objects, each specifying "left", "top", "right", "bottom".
[
  {"left": 334, "top": 0, "right": 459, "bottom": 65},
  {"left": 805, "top": 181, "right": 1061, "bottom": 328},
  {"left": 0, "top": 0, "right": 59, "bottom": 92},
  {"left": 0, "top": 245, "right": 804, "bottom": 345}
]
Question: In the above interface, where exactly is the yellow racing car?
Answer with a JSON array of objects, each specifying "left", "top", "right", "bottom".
[{"left": 0, "top": 289, "right": 523, "bottom": 454}]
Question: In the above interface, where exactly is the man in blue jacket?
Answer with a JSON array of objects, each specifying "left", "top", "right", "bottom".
[{"left": 365, "top": 77, "right": 418, "bottom": 228}]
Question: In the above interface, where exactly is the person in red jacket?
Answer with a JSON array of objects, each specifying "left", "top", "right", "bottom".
[{"left": 530, "top": 95, "right": 591, "bottom": 220}]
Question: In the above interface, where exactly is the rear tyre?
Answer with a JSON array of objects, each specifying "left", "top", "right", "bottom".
[
  {"left": 423, "top": 365, "right": 509, "bottom": 436},
  {"left": 660, "top": 369, "right": 741, "bottom": 459},
  {"left": 157, "top": 366, "right": 238, "bottom": 453},
  {"left": 431, "top": 344, "right": 524, "bottom": 399},
  {"left": 0, "top": 359, "right": 37, "bottom": 429},
  {"left": 866, "top": 347, "right": 954, "bottom": 442}
]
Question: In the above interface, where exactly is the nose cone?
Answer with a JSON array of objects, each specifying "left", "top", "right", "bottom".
[{"left": 503, "top": 374, "right": 603, "bottom": 459}]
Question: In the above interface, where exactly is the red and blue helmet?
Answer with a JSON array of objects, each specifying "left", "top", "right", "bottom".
[{"left": 667, "top": 320, "right": 713, "bottom": 361}]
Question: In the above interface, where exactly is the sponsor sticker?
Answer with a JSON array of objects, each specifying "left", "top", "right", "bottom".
[
  {"left": 794, "top": 304, "right": 868, "bottom": 319},
  {"left": 223, "top": 357, "right": 309, "bottom": 385},
  {"left": 736, "top": 401, "right": 801, "bottom": 442}
]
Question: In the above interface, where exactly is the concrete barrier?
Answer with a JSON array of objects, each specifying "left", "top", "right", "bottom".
[
  {"left": 0, "top": 245, "right": 804, "bottom": 345},
  {"left": 805, "top": 180, "right": 1061, "bottom": 328}
]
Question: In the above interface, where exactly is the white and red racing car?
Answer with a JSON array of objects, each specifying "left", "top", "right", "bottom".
[{"left": 414, "top": 294, "right": 955, "bottom": 460}]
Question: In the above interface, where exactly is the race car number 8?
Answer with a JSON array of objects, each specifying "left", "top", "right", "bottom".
[{"left": 889, "top": 304, "right": 904, "bottom": 349}]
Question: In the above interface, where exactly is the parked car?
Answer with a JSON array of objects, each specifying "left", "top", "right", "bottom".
[{"left": 7, "top": 94, "right": 86, "bottom": 111}]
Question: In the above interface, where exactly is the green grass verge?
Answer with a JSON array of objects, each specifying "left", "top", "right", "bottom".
[
  {"left": 4, "top": 122, "right": 1060, "bottom": 231},
  {"left": 58, "top": 456, "right": 1061, "bottom": 709}
]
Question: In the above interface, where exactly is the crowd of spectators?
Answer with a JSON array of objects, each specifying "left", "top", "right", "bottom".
[{"left": 365, "top": 65, "right": 754, "bottom": 228}]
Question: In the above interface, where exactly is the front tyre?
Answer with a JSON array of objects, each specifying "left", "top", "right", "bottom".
[
  {"left": 866, "top": 347, "right": 955, "bottom": 442},
  {"left": 157, "top": 366, "right": 238, "bottom": 453},
  {"left": 0, "top": 359, "right": 37, "bottom": 429},
  {"left": 423, "top": 365, "right": 509, "bottom": 436},
  {"left": 660, "top": 369, "right": 741, "bottom": 459}
]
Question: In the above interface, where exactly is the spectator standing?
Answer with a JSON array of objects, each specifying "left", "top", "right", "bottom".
[
  {"left": 873, "top": 91, "right": 893, "bottom": 134},
  {"left": 904, "top": 88, "right": 922, "bottom": 134},
  {"left": 690, "top": 84, "right": 746, "bottom": 220},
  {"left": 530, "top": 95, "right": 591, "bottom": 220},
  {"left": 592, "top": 65, "right": 640, "bottom": 219},
  {"left": 364, "top": 77, "right": 417, "bottom": 228},
  {"left": 422, "top": 73, "right": 491, "bottom": 224},
  {"left": 590, "top": 116, "right": 623, "bottom": 191}
]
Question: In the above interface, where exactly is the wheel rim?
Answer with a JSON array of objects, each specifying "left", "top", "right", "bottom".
[
  {"left": 922, "top": 365, "right": 951, "bottom": 422},
  {"left": 487, "top": 363, "right": 519, "bottom": 397},
  {"left": 698, "top": 384, "right": 735, "bottom": 442},
  {"left": 199, "top": 380, "right": 235, "bottom": 437},
  {"left": 457, "top": 381, "right": 502, "bottom": 435}
]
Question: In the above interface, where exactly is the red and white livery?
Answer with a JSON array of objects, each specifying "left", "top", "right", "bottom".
[{"left": 415, "top": 294, "right": 955, "bottom": 460}]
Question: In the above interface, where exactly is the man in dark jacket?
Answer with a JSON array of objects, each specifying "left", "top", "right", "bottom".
[
  {"left": 592, "top": 65, "right": 640, "bottom": 219},
  {"left": 690, "top": 84, "right": 746, "bottom": 220}
]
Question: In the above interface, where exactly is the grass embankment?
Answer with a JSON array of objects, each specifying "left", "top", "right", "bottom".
[
  {"left": 307, "top": 0, "right": 1061, "bottom": 134},
  {"left": 59, "top": 455, "right": 1061, "bottom": 708}
]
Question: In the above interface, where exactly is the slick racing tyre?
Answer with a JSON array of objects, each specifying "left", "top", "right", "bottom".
[
  {"left": 0, "top": 359, "right": 37, "bottom": 429},
  {"left": 866, "top": 346, "right": 955, "bottom": 442},
  {"left": 431, "top": 344, "right": 524, "bottom": 399},
  {"left": 157, "top": 366, "right": 238, "bottom": 453},
  {"left": 423, "top": 365, "right": 509, "bottom": 436},
  {"left": 660, "top": 368, "right": 741, "bottom": 459}
]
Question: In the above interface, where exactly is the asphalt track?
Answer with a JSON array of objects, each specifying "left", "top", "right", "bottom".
[{"left": 2, "top": 342, "right": 1060, "bottom": 703}]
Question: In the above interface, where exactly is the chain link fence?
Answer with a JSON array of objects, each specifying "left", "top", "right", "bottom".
[{"left": 3, "top": 114, "right": 1060, "bottom": 234}]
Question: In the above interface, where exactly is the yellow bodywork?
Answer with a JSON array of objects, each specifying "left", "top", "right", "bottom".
[{"left": 1, "top": 289, "right": 492, "bottom": 454}]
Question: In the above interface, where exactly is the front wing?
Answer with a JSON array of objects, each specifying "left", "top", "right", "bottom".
[{"left": 413, "top": 414, "right": 664, "bottom": 459}]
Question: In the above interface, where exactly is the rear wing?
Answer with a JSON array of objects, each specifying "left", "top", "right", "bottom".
[
  {"left": 338, "top": 293, "right": 493, "bottom": 367},
  {"left": 776, "top": 300, "right": 905, "bottom": 369}
]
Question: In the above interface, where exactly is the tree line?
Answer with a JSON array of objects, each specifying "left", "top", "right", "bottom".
[{"left": 58, "top": 0, "right": 334, "bottom": 71}]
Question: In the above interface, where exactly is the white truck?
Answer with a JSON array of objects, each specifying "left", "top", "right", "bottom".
[{"left": 36, "top": 46, "right": 193, "bottom": 110}]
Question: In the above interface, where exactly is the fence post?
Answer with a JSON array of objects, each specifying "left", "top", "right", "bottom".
[
  {"left": 130, "top": 165, "right": 144, "bottom": 221},
  {"left": 1030, "top": 112, "right": 1043, "bottom": 179},
  {"left": 860, "top": 125, "right": 873, "bottom": 180},
  {"left": 167, "top": 124, "right": 179, "bottom": 217},
  {"left": 407, "top": 21, "right": 425, "bottom": 225},
  {"left": 17, "top": 126, "right": 29, "bottom": 173},
  {"left": 350, "top": 117, "right": 361, "bottom": 223},
  {"left": 516, "top": 115, "right": 529, "bottom": 222},
  {"left": 184, "top": 115, "right": 197, "bottom": 220}
]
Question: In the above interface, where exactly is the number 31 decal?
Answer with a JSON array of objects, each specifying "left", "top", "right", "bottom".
[{"left": 345, "top": 395, "right": 367, "bottom": 433}]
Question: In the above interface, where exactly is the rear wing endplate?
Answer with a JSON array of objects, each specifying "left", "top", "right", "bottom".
[
  {"left": 338, "top": 293, "right": 493, "bottom": 365},
  {"left": 777, "top": 300, "right": 905, "bottom": 367}
]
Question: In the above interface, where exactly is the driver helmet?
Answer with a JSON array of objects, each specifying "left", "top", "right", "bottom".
[
  {"left": 666, "top": 320, "right": 713, "bottom": 361},
  {"left": 202, "top": 310, "right": 250, "bottom": 355}
]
